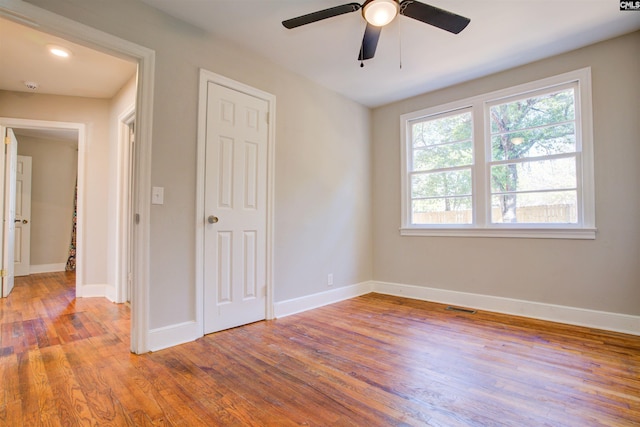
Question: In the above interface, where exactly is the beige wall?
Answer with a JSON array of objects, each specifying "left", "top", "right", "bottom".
[
  {"left": 15, "top": 135, "right": 77, "bottom": 266},
  {"left": 372, "top": 31, "right": 640, "bottom": 316},
  {"left": 25, "top": 0, "right": 373, "bottom": 329},
  {"left": 0, "top": 91, "right": 111, "bottom": 287}
]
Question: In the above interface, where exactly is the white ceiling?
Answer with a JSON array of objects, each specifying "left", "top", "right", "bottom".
[
  {"left": 0, "top": 16, "right": 137, "bottom": 99},
  {"left": 140, "top": 0, "right": 640, "bottom": 107},
  {"left": 0, "top": 2, "right": 638, "bottom": 108}
]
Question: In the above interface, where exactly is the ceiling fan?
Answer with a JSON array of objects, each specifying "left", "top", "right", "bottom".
[{"left": 282, "top": 0, "right": 470, "bottom": 63}]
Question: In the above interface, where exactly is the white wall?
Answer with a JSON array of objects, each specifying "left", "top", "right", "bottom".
[
  {"left": 24, "top": 0, "right": 373, "bottom": 330},
  {"left": 371, "top": 31, "right": 640, "bottom": 316},
  {"left": 15, "top": 134, "right": 77, "bottom": 268}
]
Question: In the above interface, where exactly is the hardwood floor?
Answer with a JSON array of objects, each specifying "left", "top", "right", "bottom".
[{"left": 1, "top": 273, "right": 639, "bottom": 426}]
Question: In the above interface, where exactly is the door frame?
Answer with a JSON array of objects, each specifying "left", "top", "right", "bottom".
[
  {"left": 196, "top": 69, "right": 276, "bottom": 335},
  {"left": 0, "top": 0, "right": 156, "bottom": 354},
  {"left": 116, "top": 106, "right": 136, "bottom": 304}
]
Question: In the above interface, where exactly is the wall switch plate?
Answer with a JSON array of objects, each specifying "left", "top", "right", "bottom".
[
  {"left": 328, "top": 273, "right": 334, "bottom": 287},
  {"left": 152, "top": 186, "right": 164, "bottom": 205}
]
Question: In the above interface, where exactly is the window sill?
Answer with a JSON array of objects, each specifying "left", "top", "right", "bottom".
[{"left": 400, "top": 227, "right": 597, "bottom": 240}]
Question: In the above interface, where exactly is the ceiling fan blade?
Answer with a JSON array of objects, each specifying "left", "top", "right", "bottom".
[
  {"left": 282, "top": 3, "right": 362, "bottom": 29},
  {"left": 358, "top": 24, "right": 382, "bottom": 61},
  {"left": 399, "top": 0, "right": 470, "bottom": 34}
]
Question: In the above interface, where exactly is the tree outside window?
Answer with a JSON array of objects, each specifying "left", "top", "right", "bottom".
[
  {"left": 410, "top": 110, "right": 473, "bottom": 225},
  {"left": 489, "top": 87, "right": 578, "bottom": 224}
]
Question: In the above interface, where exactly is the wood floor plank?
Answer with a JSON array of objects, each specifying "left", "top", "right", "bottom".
[
  {"left": 1, "top": 272, "right": 639, "bottom": 426},
  {"left": 16, "top": 349, "right": 60, "bottom": 426},
  {"left": 71, "top": 363, "right": 134, "bottom": 426},
  {"left": 98, "top": 354, "right": 173, "bottom": 426},
  {"left": 0, "top": 353, "right": 21, "bottom": 424},
  {"left": 124, "top": 350, "right": 228, "bottom": 426},
  {"left": 40, "top": 345, "right": 94, "bottom": 427}
]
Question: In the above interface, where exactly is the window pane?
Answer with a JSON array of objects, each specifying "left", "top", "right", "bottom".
[
  {"left": 491, "top": 157, "right": 576, "bottom": 193},
  {"left": 413, "top": 140, "right": 473, "bottom": 171},
  {"left": 490, "top": 88, "right": 575, "bottom": 134},
  {"left": 491, "top": 123, "right": 576, "bottom": 161},
  {"left": 412, "top": 170, "right": 472, "bottom": 199},
  {"left": 412, "top": 112, "right": 472, "bottom": 148},
  {"left": 491, "top": 191, "right": 577, "bottom": 224},
  {"left": 412, "top": 197, "right": 472, "bottom": 224}
]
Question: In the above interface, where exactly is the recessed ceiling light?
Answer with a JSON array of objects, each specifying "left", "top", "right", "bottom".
[{"left": 47, "top": 44, "right": 71, "bottom": 58}]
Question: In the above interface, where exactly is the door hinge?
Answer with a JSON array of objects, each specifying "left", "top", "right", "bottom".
[
  {"left": 0, "top": 269, "right": 6, "bottom": 277},
  {"left": 4, "top": 136, "right": 11, "bottom": 145}
]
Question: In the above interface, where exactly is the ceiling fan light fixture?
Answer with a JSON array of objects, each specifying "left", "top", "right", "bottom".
[{"left": 363, "top": 0, "right": 399, "bottom": 27}]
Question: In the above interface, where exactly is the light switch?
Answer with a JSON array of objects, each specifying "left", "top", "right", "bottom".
[{"left": 151, "top": 186, "right": 164, "bottom": 205}]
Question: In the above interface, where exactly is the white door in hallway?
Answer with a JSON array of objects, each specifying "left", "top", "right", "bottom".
[
  {"left": 14, "top": 155, "right": 32, "bottom": 277},
  {"left": 1, "top": 127, "right": 17, "bottom": 297},
  {"left": 203, "top": 82, "right": 268, "bottom": 334}
]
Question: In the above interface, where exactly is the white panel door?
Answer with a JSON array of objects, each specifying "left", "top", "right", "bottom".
[
  {"left": 14, "top": 155, "right": 32, "bottom": 277},
  {"left": 1, "top": 128, "right": 18, "bottom": 297},
  {"left": 204, "top": 82, "right": 268, "bottom": 334}
]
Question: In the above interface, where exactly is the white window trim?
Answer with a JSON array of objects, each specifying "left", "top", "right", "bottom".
[{"left": 400, "top": 68, "right": 596, "bottom": 239}]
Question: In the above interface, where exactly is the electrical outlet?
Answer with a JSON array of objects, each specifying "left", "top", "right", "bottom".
[{"left": 327, "top": 273, "right": 334, "bottom": 287}]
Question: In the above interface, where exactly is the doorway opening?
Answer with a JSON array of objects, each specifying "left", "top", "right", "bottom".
[
  {"left": 1, "top": 122, "right": 81, "bottom": 286},
  {"left": 0, "top": 121, "right": 83, "bottom": 298}
]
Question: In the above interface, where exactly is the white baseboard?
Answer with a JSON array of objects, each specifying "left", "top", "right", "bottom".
[
  {"left": 274, "top": 281, "right": 374, "bottom": 318},
  {"left": 78, "top": 284, "right": 109, "bottom": 298},
  {"left": 77, "top": 284, "right": 116, "bottom": 301},
  {"left": 104, "top": 285, "right": 117, "bottom": 303},
  {"left": 272, "top": 280, "right": 639, "bottom": 336},
  {"left": 29, "top": 263, "right": 66, "bottom": 274},
  {"left": 148, "top": 321, "right": 201, "bottom": 352},
  {"left": 140, "top": 280, "right": 639, "bottom": 352},
  {"left": 372, "top": 281, "right": 640, "bottom": 336}
]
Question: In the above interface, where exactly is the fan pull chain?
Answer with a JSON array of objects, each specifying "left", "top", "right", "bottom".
[
  {"left": 398, "top": 18, "right": 403, "bottom": 69},
  {"left": 360, "top": 40, "right": 365, "bottom": 68}
]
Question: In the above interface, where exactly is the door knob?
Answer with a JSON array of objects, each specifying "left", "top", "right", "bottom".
[
  {"left": 22, "top": 219, "right": 28, "bottom": 224},
  {"left": 207, "top": 215, "right": 219, "bottom": 224}
]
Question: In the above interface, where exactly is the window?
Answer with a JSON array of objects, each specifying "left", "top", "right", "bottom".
[
  {"left": 400, "top": 68, "right": 595, "bottom": 239},
  {"left": 410, "top": 109, "right": 474, "bottom": 225}
]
